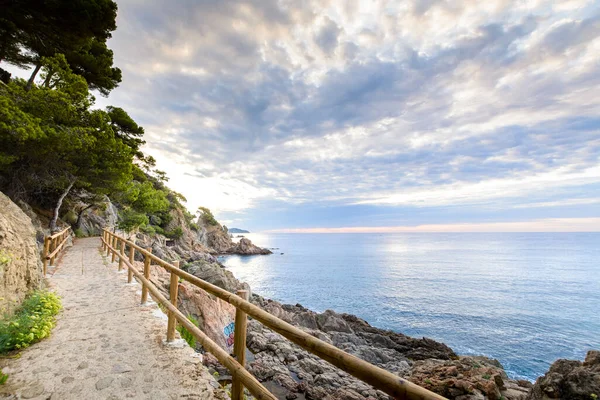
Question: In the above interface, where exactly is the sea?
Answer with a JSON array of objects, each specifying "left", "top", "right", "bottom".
[{"left": 219, "top": 232, "right": 600, "bottom": 381}]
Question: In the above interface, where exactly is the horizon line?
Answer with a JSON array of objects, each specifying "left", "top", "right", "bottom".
[{"left": 260, "top": 217, "right": 600, "bottom": 233}]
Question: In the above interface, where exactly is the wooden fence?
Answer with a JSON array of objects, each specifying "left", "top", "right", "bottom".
[
  {"left": 42, "top": 226, "right": 72, "bottom": 275},
  {"left": 102, "top": 229, "right": 447, "bottom": 400}
]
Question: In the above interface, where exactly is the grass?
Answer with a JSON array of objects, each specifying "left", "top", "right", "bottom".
[
  {"left": 482, "top": 374, "right": 491, "bottom": 380},
  {"left": 0, "top": 291, "right": 62, "bottom": 352},
  {"left": 177, "top": 315, "right": 199, "bottom": 349}
]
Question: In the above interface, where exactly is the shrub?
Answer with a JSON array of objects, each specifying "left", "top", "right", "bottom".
[
  {"left": 0, "top": 370, "right": 7, "bottom": 385},
  {"left": 139, "top": 224, "right": 156, "bottom": 235},
  {"left": 118, "top": 209, "right": 149, "bottom": 232},
  {"left": 74, "top": 228, "right": 85, "bottom": 238},
  {"left": 177, "top": 315, "right": 199, "bottom": 348},
  {"left": 189, "top": 223, "right": 199, "bottom": 231},
  {"left": 0, "top": 291, "right": 62, "bottom": 352},
  {"left": 165, "top": 227, "right": 183, "bottom": 240},
  {"left": 197, "top": 207, "right": 218, "bottom": 226}
]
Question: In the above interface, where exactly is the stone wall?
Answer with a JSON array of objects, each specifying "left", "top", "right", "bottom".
[{"left": 0, "top": 192, "right": 42, "bottom": 314}]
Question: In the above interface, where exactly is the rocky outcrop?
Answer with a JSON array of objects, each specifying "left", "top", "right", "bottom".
[
  {"left": 527, "top": 350, "right": 600, "bottom": 400},
  {"left": 75, "top": 195, "right": 118, "bottom": 236},
  {"left": 0, "top": 192, "right": 42, "bottom": 314},
  {"left": 410, "top": 357, "right": 531, "bottom": 400},
  {"left": 226, "top": 237, "right": 272, "bottom": 255}
]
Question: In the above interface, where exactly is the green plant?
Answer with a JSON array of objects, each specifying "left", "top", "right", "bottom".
[
  {"left": 0, "top": 291, "right": 61, "bottom": 352},
  {"left": 73, "top": 228, "right": 85, "bottom": 238},
  {"left": 118, "top": 209, "right": 149, "bottom": 232},
  {"left": 197, "top": 207, "right": 218, "bottom": 226},
  {"left": 0, "top": 370, "right": 7, "bottom": 385},
  {"left": 165, "top": 227, "right": 183, "bottom": 240},
  {"left": 0, "top": 250, "right": 11, "bottom": 267},
  {"left": 424, "top": 379, "right": 432, "bottom": 385},
  {"left": 189, "top": 222, "right": 199, "bottom": 231},
  {"left": 177, "top": 315, "right": 199, "bottom": 349},
  {"left": 591, "top": 394, "right": 598, "bottom": 400},
  {"left": 139, "top": 224, "right": 155, "bottom": 235},
  {"left": 482, "top": 374, "right": 491, "bottom": 380}
]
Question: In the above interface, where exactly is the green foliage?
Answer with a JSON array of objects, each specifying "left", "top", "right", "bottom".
[
  {"left": 118, "top": 181, "right": 170, "bottom": 215},
  {"left": 0, "top": 60, "right": 134, "bottom": 208},
  {"left": 118, "top": 209, "right": 149, "bottom": 232},
  {"left": 189, "top": 223, "right": 199, "bottom": 231},
  {"left": 197, "top": 207, "right": 218, "bottom": 226},
  {"left": 0, "top": 369, "right": 7, "bottom": 385},
  {"left": 590, "top": 394, "right": 597, "bottom": 400},
  {"left": 0, "top": 250, "right": 11, "bottom": 267},
  {"left": 165, "top": 227, "right": 183, "bottom": 240},
  {"left": 139, "top": 224, "right": 156, "bottom": 235},
  {"left": 0, "top": 291, "right": 62, "bottom": 352},
  {"left": 177, "top": 315, "right": 199, "bottom": 349},
  {"left": 482, "top": 374, "right": 491, "bottom": 380},
  {"left": 1, "top": 0, "right": 120, "bottom": 93},
  {"left": 74, "top": 228, "right": 85, "bottom": 238}
]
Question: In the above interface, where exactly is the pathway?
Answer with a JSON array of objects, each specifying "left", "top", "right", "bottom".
[{"left": 0, "top": 237, "right": 226, "bottom": 400}]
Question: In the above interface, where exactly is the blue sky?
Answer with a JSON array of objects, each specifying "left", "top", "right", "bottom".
[{"left": 14, "top": 0, "right": 600, "bottom": 231}]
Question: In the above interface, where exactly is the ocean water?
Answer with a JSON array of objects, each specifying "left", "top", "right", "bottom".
[{"left": 220, "top": 232, "right": 600, "bottom": 381}]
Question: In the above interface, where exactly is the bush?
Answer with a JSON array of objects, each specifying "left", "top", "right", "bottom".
[
  {"left": 74, "top": 228, "right": 85, "bottom": 238},
  {"left": 0, "top": 291, "right": 62, "bottom": 352},
  {"left": 165, "top": 227, "right": 183, "bottom": 240},
  {"left": 118, "top": 209, "right": 149, "bottom": 232},
  {"left": 197, "top": 207, "right": 218, "bottom": 226},
  {"left": 177, "top": 315, "right": 199, "bottom": 348},
  {"left": 189, "top": 223, "right": 199, "bottom": 231},
  {"left": 139, "top": 224, "right": 155, "bottom": 235}
]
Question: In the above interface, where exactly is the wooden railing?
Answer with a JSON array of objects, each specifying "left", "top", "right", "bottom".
[
  {"left": 102, "top": 229, "right": 447, "bottom": 400},
  {"left": 42, "top": 227, "right": 72, "bottom": 275}
]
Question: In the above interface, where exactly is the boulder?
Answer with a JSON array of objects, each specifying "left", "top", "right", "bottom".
[
  {"left": 0, "top": 192, "right": 42, "bottom": 314},
  {"left": 76, "top": 196, "right": 118, "bottom": 236},
  {"left": 527, "top": 350, "right": 600, "bottom": 400}
]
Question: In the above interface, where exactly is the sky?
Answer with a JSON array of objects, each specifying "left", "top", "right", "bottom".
[{"left": 12, "top": 0, "right": 600, "bottom": 232}]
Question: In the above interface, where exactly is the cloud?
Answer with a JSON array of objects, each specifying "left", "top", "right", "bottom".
[{"left": 83, "top": 0, "right": 600, "bottom": 227}]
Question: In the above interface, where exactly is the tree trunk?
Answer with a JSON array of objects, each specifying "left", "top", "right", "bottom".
[
  {"left": 49, "top": 179, "right": 75, "bottom": 232},
  {"left": 75, "top": 203, "right": 95, "bottom": 230},
  {"left": 25, "top": 63, "right": 42, "bottom": 91},
  {"left": 43, "top": 68, "right": 54, "bottom": 87}
]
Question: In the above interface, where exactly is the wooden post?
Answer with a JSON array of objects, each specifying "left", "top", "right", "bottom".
[
  {"left": 49, "top": 237, "right": 56, "bottom": 266},
  {"left": 105, "top": 231, "right": 111, "bottom": 256},
  {"left": 167, "top": 260, "right": 180, "bottom": 342},
  {"left": 111, "top": 236, "right": 117, "bottom": 263},
  {"left": 127, "top": 241, "right": 135, "bottom": 284},
  {"left": 101, "top": 231, "right": 106, "bottom": 251},
  {"left": 42, "top": 237, "right": 50, "bottom": 276},
  {"left": 118, "top": 240, "right": 125, "bottom": 271},
  {"left": 141, "top": 247, "right": 152, "bottom": 304},
  {"left": 231, "top": 289, "right": 249, "bottom": 400}
]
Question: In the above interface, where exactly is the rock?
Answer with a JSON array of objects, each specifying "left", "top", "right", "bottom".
[
  {"left": 77, "top": 361, "right": 88, "bottom": 370},
  {"left": 75, "top": 195, "right": 118, "bottom": 236},
  {"left": 95, "top": 377, "right": 114, "bottom": 390},
  {"left": 0, "top": 191, "right": 42, "bottom": 314},
  {"left": 21, "top": 382, "right": 44, "bottom": 399},
  {"left": 527, "top": 350, "right": 600, "bottom": 400},
  {"left": 409, "top": 356, "right": 527, "bottom": 400},
  {"left": 112, "top": 364, "right": 133, "bottom": 373},
  {"left": 227, "top": 238, "right": 272, "bottom": 255}
]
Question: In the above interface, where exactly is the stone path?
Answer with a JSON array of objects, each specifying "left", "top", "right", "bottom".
[{"left": 0, "top": 237, "right": 226, "bottom": 400}]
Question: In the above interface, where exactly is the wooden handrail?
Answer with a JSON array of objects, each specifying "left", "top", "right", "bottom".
[
  {"left": 42, "top": 227, "right": 72, "bottom": 275},
  {"left": 102, "top": 229, "right": 447, "bottom": 400}
]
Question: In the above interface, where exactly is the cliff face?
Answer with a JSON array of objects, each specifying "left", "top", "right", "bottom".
[{"left": 0, "top": 192, "right": 42, "bottom": 314}]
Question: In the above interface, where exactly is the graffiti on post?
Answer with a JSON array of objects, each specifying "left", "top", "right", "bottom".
[{"left": 224, "top": 322, "right": 235, "bottom": 349}]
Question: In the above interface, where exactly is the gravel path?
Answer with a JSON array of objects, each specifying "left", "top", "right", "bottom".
[{"left": 0, "top": 237, "right": 227, "bottom": 400}]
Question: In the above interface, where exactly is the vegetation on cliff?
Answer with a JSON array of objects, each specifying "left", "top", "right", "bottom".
[
  {"left": 0, "top": 291, "right": 61, "bottom": 352},
  {"left": 0, "top": 0, "right": 212, "bottom": 237}
]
